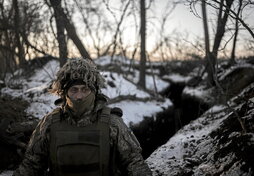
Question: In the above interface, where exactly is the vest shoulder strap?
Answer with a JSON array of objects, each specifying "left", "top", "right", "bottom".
[
  {"left": 97, "top": 106, "right": 111, "bottom": 175},
  {"left": 50, "top": 107, "right": 62, "bottom": 124},
  {"left": 99, "top": 106, "right": 123, "bottom": 122},
  {"left": 99, "top": 106, "right": 111, "bottom": 124}
]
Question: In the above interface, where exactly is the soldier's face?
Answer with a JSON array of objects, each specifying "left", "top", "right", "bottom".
[{"left": 67, "top": 85, "right": 91, "bottom": 101}]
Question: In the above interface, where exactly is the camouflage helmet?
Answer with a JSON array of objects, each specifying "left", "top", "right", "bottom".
[{"left": 50, "top": 58, "right": 105, "bottom": 96}]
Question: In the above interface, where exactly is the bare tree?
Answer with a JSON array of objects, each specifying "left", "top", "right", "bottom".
[
  {"left": 102, "top": 0, "right": 131, "bottom": 58},
  {"left": 201, "top": 0, "right": 214, "bottom": 86},
  {"left": 151, "top": 1, "right": 177, "bottom": 62},
  {"left": 63, "top": 11, "right": 91, "bottom": 60},
  {"left": 189, "top": 0, "right": 236, "bottom": 85},
  {"left": 49, "top": 0, "right": 67, "bottom": 66},
  {"left": 208, "top": 0, "right": 254, "bottom": 39},
  {"left": 13, "top": 0, "right": 26, "bottom": 67},
  {"left": 0, "top": 0, "right": 55, "bottom": 74},
  {"left": 73, "top": 0, "right": 102, "bottom": 58},
  {"left": 230, "top": 0, "right": 242, "bottom": 64},
  {"left": 109, "top": 0, "right": 131, "bottom": 60},
  {"left": 212, "top": 0, "right": 234, "bottom": 59},
  {"left": 138, "top": 0, "right": 146, "bottom": 89},
  {"left": 47, "top": 0, "right": 91, "bottom": 62},
  {"left": 0, "top": 1, "right": 16, "bottom": 74}
]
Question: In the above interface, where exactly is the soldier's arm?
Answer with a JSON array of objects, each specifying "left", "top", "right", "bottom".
[
  {"left": 110, "top": 114, "right": 152, "bottom": 176},
  {"left": 13, "top": 115, "right": 51, "bottom": 176}
]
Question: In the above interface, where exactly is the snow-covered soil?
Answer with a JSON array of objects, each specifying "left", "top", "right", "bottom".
[
  {"left": 1, "top": 57, "right": 254, "bottom": 176},
  {"left": 147, "top": 105, "right": 229, "bottom": 175},
  {"left": 95, "top": 56, "right": 170, "bottom": 92},
  {"left": 0, "top": 171, "right": 13, "bottom": 176},
  {"left": 1, "top": 57, "right": 171, "bottom": 126},
  {"left": 147, "top": 83, "right": 254, "bottom": 176},
  {"left": 0, "top": 57, "right": 172, "bottom": 175}
]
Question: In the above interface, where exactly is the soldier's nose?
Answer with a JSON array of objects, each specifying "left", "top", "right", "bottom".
[{"left": 76, "top": 91, "right": 84, "bottom": 100}]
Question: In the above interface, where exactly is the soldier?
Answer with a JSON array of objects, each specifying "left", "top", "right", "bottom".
[{"left": 13, "top": 58, "right": 152, "bottom": 176}]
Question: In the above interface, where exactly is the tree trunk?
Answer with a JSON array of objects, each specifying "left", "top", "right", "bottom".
[
  {"left": 212, "top": 0, "right": 234, "bottom": 58},
  {"left": 49, "top": 0, "right": 68, "bottom": 67},
  {"left": 138, "top": 0, "right": 146, "bottom": 89},
  {"left": 13, "top": 0, "right": 26, "bottom": 67},
  {"left": 110, "top": 0, "right": 131, "bottom": 60},
  {"left": 3, "top": 30, "right": 17, "bottom": 73},
  {"left": 62, "top": 12, "right": 91, "bottom": 60},
  {"left": 53, "top": 6, "right": 91, "bottom": 60},
  {"left": 230, "top": 0, "right": 242, "bottom": 64},
  {"left": 212, "top": 0, "right": 254, "bottom": 39},
  {"left": 47, "top": 0, "right": 91, "bottom": 62},
  {"left": 201, "top": 0, "right": 214, "bottom": 86}
]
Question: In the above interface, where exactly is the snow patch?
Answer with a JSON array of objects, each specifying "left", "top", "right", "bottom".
[
  {"left": 101, "top": 72, "right": 150, "bottom": 99},
  {"left": 110, "top": 99, "right": 172, "bottom": 125},
  {"left": 0, "top": 171, "right": 13, "bottom": 176},
  {"left": 1, "top": 59, "right": 171, "bottom": 126},
  {"left": 163, "top": 74, "right": 192, "bottom": 83},
  {"left": 147, "top": 104, "right": 229, "bottom": 175}
]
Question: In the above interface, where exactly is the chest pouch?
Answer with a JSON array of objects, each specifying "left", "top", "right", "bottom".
[{"left": 50, "top": 108, "right": 111, "bottom": 176}]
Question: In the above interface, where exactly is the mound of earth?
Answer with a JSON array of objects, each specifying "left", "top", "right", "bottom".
[{"left": 0, "top": 96, "right": 38, "bottom": 170}]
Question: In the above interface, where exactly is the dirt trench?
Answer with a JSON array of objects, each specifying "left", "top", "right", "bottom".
[{"left": 130, "top": 82, "right": 210, "bottom": 159}]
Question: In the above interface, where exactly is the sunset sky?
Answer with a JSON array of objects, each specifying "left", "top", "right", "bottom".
[
  {"left": 69, "top": 0, "right": 254, "bottom": 59},
  {"left": 148, "top": 0, "right": 254, "bottom": 55}
]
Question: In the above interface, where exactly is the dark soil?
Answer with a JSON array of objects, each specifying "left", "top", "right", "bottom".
[
  {"left": 210, "top": 99, "right": 254, "bottom": 174},
  {"left": 0, "top": 96, "right": 29, "bottom": 122},
  {"left": 0, "top": 96, "right": 31, "bottom": 169},
  {"left": 130, "top": 106, "right": 175, "bottom": 159},
  {"left": 23, "top": 56, "right": 57, "bottom": 78}
]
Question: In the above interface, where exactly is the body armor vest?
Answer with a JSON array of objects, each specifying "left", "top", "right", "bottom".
[{"left": 49, "top": 107, "right": 111, "bottom": 176}]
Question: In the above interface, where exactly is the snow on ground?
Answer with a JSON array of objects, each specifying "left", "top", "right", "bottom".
[
  {"left": 218, "top": 62, "right": 254, "bottom": 81},
  {"left": 101, "top": 71, "right": 150, "bottom": 99},
  {"left": 125, "top": 71, "right": 169, "bottom": 92},
  {"left": 109, "top": 99, "right": 172, "bottom": 125},
  {"left": 101, "top": 71, "right": 171, "bottom": 125},
  {"left": 145, "top": 74, "right": 169, "bottom": 92},
  {"left": 95, "top": 56, "right": 169, "bottom": 92},
  {"left": 2, "top": 58, "right": 253, "bottom": 176},
  {"left": 182, "top": 85, "right": 214, "bottom": 104},
  {"left": 163, "top": 73, "right": 192, "bottom": 83},
  {"left": 183, "top": 86, "right": 209, "bottom": 98},
  {"left": 147, "top": 104, "right": 228, "bottom": 175},
  {"left": 0, "top": 171, "right": 13, "bottom": 176},
  {"left": 1, "top": 58, "right": 171, "bottom": 125},
  {"left": 0, "top": 57, "right": 173, "bottom": 175},
  {"left": 95, "top": 55, "right": 139, "bottom": 67},
  {"left": 1, "top": 60, "right": 59, "bottom": 118}
]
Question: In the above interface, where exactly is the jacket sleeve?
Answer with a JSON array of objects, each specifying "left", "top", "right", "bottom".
[
  {"left": 13, "top": 114, "right": 52, "bottom": 176},
  {"left": 110, "top": 115, "right": 152, "bottom": 176}
]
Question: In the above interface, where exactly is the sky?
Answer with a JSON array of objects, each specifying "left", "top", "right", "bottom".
[
  {"left": 151, "top": 1, "right": 204, "bottom": 43},
  {"left": 71, "top": 0, "right": 204, "bottom": 57},
  {"left": 120, "top": 1, "right": 205, "bottom": 53},
  {"left": 25, "top": 0, "right": 254, "bottom": 60},
  {"left": 137, "top": 0, "right": 254, "bottom": 57}
]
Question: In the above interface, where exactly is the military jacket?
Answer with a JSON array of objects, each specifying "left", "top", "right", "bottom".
[{"left": 13, "top": 95, "right": 152, "bottom": 176}]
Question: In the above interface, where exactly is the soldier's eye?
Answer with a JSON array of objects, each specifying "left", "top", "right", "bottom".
[
  {"left": 70, "top": 87, "right": 78, "bottom": 93},
  {"left": 82, "top": 87, "right": 91, "bottom": 93}
]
